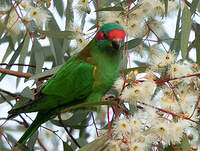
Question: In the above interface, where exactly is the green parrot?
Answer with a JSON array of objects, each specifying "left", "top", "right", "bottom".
[{"left": 8, "top": 22, "right": 125, "bottom": 144}]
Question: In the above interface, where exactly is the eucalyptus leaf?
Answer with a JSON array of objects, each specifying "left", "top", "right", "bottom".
[
  {"left": 120, "top": 66, "right": 147, "bottom": 74},
  {"left": 32, "top": 40, "right": 45, "bottom": 73},
  {"left": 0, "top": 38, "right": 25, "bottom": 81},
  {"left": 51, "top": 38, "right": 64, "bottom": 65},
  {"left": 51, "top": 110, "right": 89, "bottom": 128},
  {"left": 170, "top": 8, "right": 181, "bottom": 53},
  {"left": 123, "top": 38, "right": 143, "bottom": 50},
  {"left": 195, "top": 28, "right": 200, "bottom": 64},
  {"left": 181, "top": 6, "right": 192, "bottom": 59},
  {"left": 17, "top": 34, "right": 30, "bottom": 87},
  {"left": 78, "top": 135, "right": 109, "bottom": 151},
  {"left": 29, "top": 65, "right": 61, "bottom": 80},
  {"left": 14, "top": 143, "right": 30, "bottom": 151},
  {"left": 27, "top": 131, "right": 38, "bottom": 151},
  {"left": 190, "top": 0, "right": 199, "bottom": 14},
  {"left": 164, "top": 133, "right": 190, "bottom": 151},
  {"left": 163, "top": 0, "right": 168, "bottom": 16},
  {"left": 37, "top": 29, "right": 78, "bottom": 40},
  {"left": 63, "top": 141, "right": 73, "bottom": 151},
  {"left": 21, "top": 87, "right": 34, "bottom": 100},
  {"left": 54, "top": 0, "right": 64, "bottom": 16}
]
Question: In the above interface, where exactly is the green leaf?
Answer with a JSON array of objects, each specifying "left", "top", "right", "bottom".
[
  {"left": 164, "top": 133, "right": 190, "bottom": 151},
  {"left": 97, "top": 6, "right": 124, "bottom": 11},
  {"left": 32, "top": 40, "right": 45, "bottom": 73},
  {"left": 87, "top": 24, "right": 98, "bottom": 31},
  {"left": 190, "top": 0, "right": 199, "bottom": 14},
  {"left": 0, "top": 39, "right": 25, "bottom": 81},
  {"left": 12, "top": 97, "right": 30, "bottom": 110},
  {"left": 63, "top": 141, "right": 73, "bottom": 151},
  {"left": 54, "top": 0, "right": 64, "bottom": 16},
  {"left": 37, "top": 29, "right": 78, "bottom": 40},
  {"left": 78, "top": 135, "right": 109, "bottom": 151},
  {"left": 29, "top": 65, "right": 61, "bottom": 80},
  {"left": 0, "top": 22, "right": 6, "bottom": 37},
  {"left": 26, "top": 49, "right": 36, "bottom": 77},
  {"left": 170, "top": 8, "right": 181, "bottom": 53},
  {"left": 27, "top": 131, "right": 38, "bottom": 151},
  {"left": 124, "top": 38, "right": 143, "bottom": 50},
  {"left": 2, "top": 36, "right": 15, "bottom": 62},
  {"left": 194, "top": 26, "right": 200, "bottom": 64},
  {"left": 17, "top": 34, "right": 30, "bottom": 87},
  {"left": 51, "top": 38, "right": 64, "bottom": 65},
  {"left": 163, "top": 0, "right": 168, "bottom": 16},
  {"left": 51, "top": 110, "right": 89, "bottom": 128},
  {"left": 21, "top": 87, "right": 34, "bottom": 100},
  {"left": 0, "top": 93, "right": 17, "bottom": 104},
  {"left": 181, "top": 6, "right": 192, "bottom": 59},
  {"left": 120, "top": 66, "right": 147, "bottom": 74},
  {"left": 14, "top": 143, "right": 30, "bottom": 151}
]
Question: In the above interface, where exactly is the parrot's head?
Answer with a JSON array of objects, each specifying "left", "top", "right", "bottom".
[{"left": 95, "top": 23, "right": 125, "bottom": 50}]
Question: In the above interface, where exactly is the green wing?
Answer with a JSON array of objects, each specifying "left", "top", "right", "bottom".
[
  {"left": 9, "top": 55, "right": 95, "bottom": 114},
  {"left": 42, "top": 55, "right": 94, "bottom": 100}
]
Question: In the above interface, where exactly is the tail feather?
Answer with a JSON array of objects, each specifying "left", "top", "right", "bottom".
[{"left": 17, "top": 112, "right": 48, "bottom": 144}]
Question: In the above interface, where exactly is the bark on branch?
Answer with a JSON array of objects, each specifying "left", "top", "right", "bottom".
[{"left": 0, "top": 67, "right": 32, "bottom": 78}]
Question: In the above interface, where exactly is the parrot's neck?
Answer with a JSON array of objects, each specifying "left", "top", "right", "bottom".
[{"left": 91, "top": 40, "right": 122, "bottom": 91}]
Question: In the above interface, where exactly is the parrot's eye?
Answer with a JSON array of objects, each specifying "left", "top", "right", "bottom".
[{"left": 103, "top": 33, "right": 108, "bottom": 40}]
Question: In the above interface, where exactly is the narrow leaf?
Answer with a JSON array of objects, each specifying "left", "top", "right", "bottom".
[
  {"left": 51, "top": 110, "right": 89, "bottom": 127},
  {"left": 170, "top": 8, "right": 181, "bottom": 53},
  {"left": 63, "top": 141, "right": 73, "bottom": 151},
  {"left": 27, "top": 131, "right": 38, "bottom": 151},
  {"left": 29, "top": 65, "right": 61, "bottom": 80},
  {"left": 2, "top": 36, "right": 15, "bottom": 62},
  {"left": 54, "top": 0, "right": 64, "bottom": 16},
  {"left": 181, "top": 6, "right": 192, "bottom": 59},
  {"left": 17, "top": 34, "right": 30, "bottom": 87},
  {"left": 0, "top": 39, "right": 25, "bottom": 81},
  {"left": 190, "top": 0, "right": 199, "bottom": 14},
  {"left": 78, "top": 135, "right": 109, "bottom": 151},
  {"left": 21, "top": 87, "right": 34, "bottom": 100},
  {"left": 32, "top": 40, "right": 45, "bottom": 73},
  {"left": 124, "top": 38, "right": 142, "bottom": 50},
  {"left": 164, "top": 133, "right": 190, "bottom": 151},
  {"left": 163, "top": 0, "right": 168, "bottom": 16},
  {"left": 120, "top": 66, "right": 147, "bottom": 74},
  {"left": 37, "top": 29, "right": 78, "bottom": 39}
]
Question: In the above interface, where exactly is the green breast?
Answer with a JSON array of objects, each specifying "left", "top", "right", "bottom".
[{"left": 90, "top": 40, "right": 121, "bottom": 93}]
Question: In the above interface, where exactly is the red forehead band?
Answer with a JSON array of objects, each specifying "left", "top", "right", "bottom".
[{"left": 106, "top": 29, "right": 125, "bottom": 41}]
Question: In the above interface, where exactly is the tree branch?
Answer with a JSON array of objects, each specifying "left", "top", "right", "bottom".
[
  {"left": 58, "top": 114, "right": 81, "bottom": 148},
  {"left": 0, "top": 67, "right": 32, "bottom": 78}
]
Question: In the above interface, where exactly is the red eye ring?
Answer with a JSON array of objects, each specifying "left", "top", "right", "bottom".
[{"left": 95, "top": 30, "right": 104, "bottom": 40}]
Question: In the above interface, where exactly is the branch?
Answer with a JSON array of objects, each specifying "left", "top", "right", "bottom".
[
  {"left": 0, "top": 63, "right": 49, "bottom": 71},
  {"left": 139, "top": 102, "right": 200, "bottom": 125},
  {"left": 37, "top": 138, "right": 48, "bottom": 151},
  {"left": 58, "top": 114, "right": 81, "bottom": 148},
  {"left": 0, "top": 67, "right": 32, "bottom": 78}
]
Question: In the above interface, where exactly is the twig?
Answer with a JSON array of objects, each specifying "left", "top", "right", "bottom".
[
  {"left": 0, "top": 128, "right": 13, "bottom": 150},
  {"left": 0, "top": 88, "right": 19, "bottom": 98},
  {"left": 0, "top": 63, "right": 49, "bottom": 71},
  {"left": 139, "top": 102, "right": 200, "bottom": 125},
  {"left": 0, "top": 67, "right": 32, "bottom": 78},
  {"left": 58, "top": 114, "right": 81, "bottom": 148},
  {"left": 91, "top": 112, "right": 99, "bottom": 137},
  {"left": 37, "top": 138, "right": 48, "bottom": 151}
]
